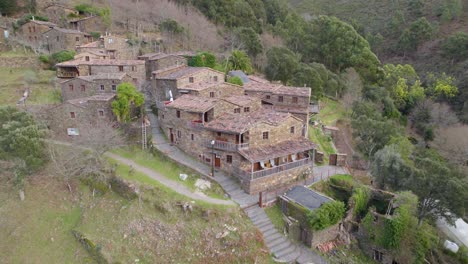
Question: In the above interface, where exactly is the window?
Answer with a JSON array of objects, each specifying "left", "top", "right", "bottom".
[
  {"left": 118, "top": 66, "right": 124, "bottom": 72},
  {"left": 75, "top": 36, "right": 80, "bottom": 42},
  {"left": 189, "top": 77, "right": 194, "bottom": 83},
  {"left": 80, "top": 85, "right": 85, "bottom": 91},
  {"left": 226, "top": 155, "right": 232, "bottom": 164},
  {"left": 176, "top": 110, "right": 181, "bottom": 118},
  {"left": 98, "top": 110, "right": 104, "bottom": 117},
  {"left": 292, "top": 97, "right": 298, "bottom": 103},
  {"left": 33, "top": 26, "right": 36, "bottom": 32},
  {"left": 111, "top": 85, "right": 116, "bottom": 91},
  {"left": 70, "top": 112, "right": 76, "bottom": 118},
  {"left": 290, "top": 126, "right": 295, "bottom": 134},
  {"left": 234, "top": 108, "right": 241, "bottom": 114},
  {"left": 161, "top": 114, "right": 164, "bottom": 119},
  {"left": 213, "top": 76, "right": 218, "bottom": 82},
  {"left": 217, "top": 132, "right": 222, "bottom": 136},
  {"left": 266, "top": 95, "right": 271, "bottom": 99},
  {"left": 262, "top": 131, "right": 269, "bottom": 140},
  {"left": 209, "top": 92, "right": 215, "bottom": 98},
  {"left": 56, "top": 36, "right": 59, "bottom": 42},
  {"left": 373, "top": 250, "right": 384, "bottom": 262},
  {"left": 100, "top": 85, "right": 105, "bottom": 91},
  {"left": 191, "top": 134, "right": 194, "bottom": 141},
  {"left": 69, "top": 84, "right": 74, "bottom": 91},
  {"left": 177, "top": 130, "right": 181, "bottom": 138},
  {"left": 244, "top": 107, "right": 250, "bottom": 113},
  {"left": 85, "top": 56, "right": 90, "bottom": 61},
  {"left": 132, "top": 66, "right": 136, "bottom": 72},
  {"left": 278, "top": 96, "right": 284, "bottom": 102}
]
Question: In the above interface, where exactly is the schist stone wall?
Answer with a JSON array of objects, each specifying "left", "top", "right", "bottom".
[
  {"left": 191, "top": 83, "right": 244, "bottom": 98},
  {"left": 242, "top": 165, "right": 313, "bottom": 194},
  {"left": 46, "top": 99, "right": 114, "bottom": 138},
  {"left": 61, "top": 75, "right": 132, "bottom": 100},
  {"left": 248, "top": 116, "right": 303, "bottom": 148},
  {"left": 42, "top": 29, "right": 91, "bottom": 54}
]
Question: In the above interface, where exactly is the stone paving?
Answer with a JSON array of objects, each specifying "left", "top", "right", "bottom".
[{"left": 146, "top": 106, "right": 337, "bottom": 263}]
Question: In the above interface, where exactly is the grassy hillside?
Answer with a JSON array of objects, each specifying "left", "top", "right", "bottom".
[{"left": 0, "top": 162, "right": 271, "bottom": 263}]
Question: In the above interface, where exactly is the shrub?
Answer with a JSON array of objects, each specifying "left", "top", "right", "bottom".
[
  {"left": 39, "top": 54, "right": 50, "bottom": 64},
  {"left": 307, "top": 201, "right": 345, "bottom": 230},
  {"left": 51, "top": 50, "right": 76, "bottom": 63},
  {"left": 329, "top": 174, "right": 354, "bottom": 191},
  {"left": 351, "top": 186, "right": 370, "bottom": 217},
  {"left": 89, "top": 31, "right": 101, "bottom": 40},
  {"left": 188, "top": 52, "right": 217, "bottom": 69},
  {"left": 227, "top": 76, "right": 243, "bottom": 86}
]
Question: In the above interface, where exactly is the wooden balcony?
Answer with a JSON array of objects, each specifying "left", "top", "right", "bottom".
[
  {"left": 187, "top": 120, "right": 204, "bottom": 129},
  {"left": 204, "top": 140, "right": 249, "bottom": 152},
  {"left": 57, "top": 71, "right": 78, "bottom": 78},
  {"left": 234, "top": 158, "right": 312, "bottom": 180}
]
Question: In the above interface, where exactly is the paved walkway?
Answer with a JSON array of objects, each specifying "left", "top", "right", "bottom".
[
  {"left": 146, "top": 106, "right": 330, "bottom": 263},
  {"left": 106, "top": 153, "right": 234, "bottom": 205}
]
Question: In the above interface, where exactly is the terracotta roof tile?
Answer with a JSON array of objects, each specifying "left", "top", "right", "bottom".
[
  {"left": 244, "top": 82, "right": 311, "bottom": 97},
  {"left": 67, "top": 94, "right": 115, "bottom": 107},
  {"left": 56, "top": 59, "right": 144, "bottom": 67},
  {"left": 204, "top": 108, "right": 292, "bottom": 134},
  {"left": 239, "top": 137, "right": 316, "bottom": 162},
  {"left": 157, "top": 66, "right": 207, "bottom": 80},
  {"left": 166, "top": 94, "right": 217, "bottom": 113},
  {"left": 223, "top": 95, "right": 258, "bottom": 107}
]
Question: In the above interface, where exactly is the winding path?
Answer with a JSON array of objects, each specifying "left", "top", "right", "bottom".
[{"left": 106, "top": 153, "right": 234, "bottom": 205}]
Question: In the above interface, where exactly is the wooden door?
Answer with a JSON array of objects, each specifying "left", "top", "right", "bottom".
[
  {"left": 329, "top": 154, "right": 337, "bottom": 166},
  {"left": 215, "top": 156, "right": 221, "bottom": 168},
  {"left": 169, "top": 128, "right": 174, "bottom": 143}
]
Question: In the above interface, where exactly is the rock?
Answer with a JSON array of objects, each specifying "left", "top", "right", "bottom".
[
  {"left": 19, "top": 190, "right": 25, "bottom": 201},
  {"left": 195, "top": 179, "right": 211, "bottom": 190},
  {"left": 179, "top": 174, "right": 188, "bottom": 181}
]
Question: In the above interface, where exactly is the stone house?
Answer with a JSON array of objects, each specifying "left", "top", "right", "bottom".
[
  {"left": 278, "top": 186, "right": 342, "bottom": 248},
  {"left": 76, "top": 35, "right": 132, "bottom": 59},
  {"left": 19, "top": 19, "right": 56, "bottom": 50},
  {"left": 69, "top": 16, "right": 106, "bottom": 33},
  {"left": 152, "top": 66, "right": 225, "bottom": 101},
  {"left": 138, "top": 53, "right": 188, "bottom": 80},
  {"left": 46, "top": 94, "right": 116, "bottom": 138},
  {"left": 56, "top": 59, "right": 145, "bottom": 88},
  {"left": 42, "top": 27, "right": 92, "bottom": 53},
  {"left": 244, "top": 81, "right": 312, "bottom": 125},
  {"left": 158, "top": 93, "right": 315, "bottom": 194},
  {"left": 60, "top": 73, "right": 132, "bottom": 100},
  {"left": 178, "top": 81, "right": 244, "bottom": 98},
  {"left": 43, "top": 3, "right": 78, "bottom": 26},
  {"left": 74, "top": 50, "right": 109, "bottom": 61}
]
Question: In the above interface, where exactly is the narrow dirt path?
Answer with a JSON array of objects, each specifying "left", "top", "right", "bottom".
[{"left": 106, "top": 153, "right": 234, "bottom": 205}]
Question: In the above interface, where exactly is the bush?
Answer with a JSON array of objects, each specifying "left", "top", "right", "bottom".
[
  {"left": 38, "top": 54, "right": 50, "bottom": 64},
  {"left": 227, "top": 76, "right": 243, "bottom": 86},
  {"left": 15, "top": 13, "right": 49, "bottom": 27},
  {"left": 89, "top": 31, "right": 101, "bottom": 40},
  {"left": 329, "top": 174, "right": 354, "bottom": 192},
  {"left": 51, "top": 50, "right": 76, "bottom": 63},
  {"left": 188, "top": 52, "right": 217, "bottom": 69},
  {"left": 307, "top": 201, "right": 345, "bottom": 230},
  {"left": 75, "top": 4, "right": 100, "bottom": 15},
  {"left": 351, "top": 186, "right": 370, "bottom": 217}
]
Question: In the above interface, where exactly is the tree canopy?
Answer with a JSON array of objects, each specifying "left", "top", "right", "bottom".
[
  {"left": 226, "top": 50, "right": 253, "bottom": 74},
  {"left": 0, "top": 106, "right": 46, "bottom": 182},
  {"left": 188, "top": 52, "right": 217, "bottom": 69},
  {"left": 264, "top": 47, "right": 300, "bottom": 85},
  {"left": 111, "top": 83, "right": 144, "bottom": 122}
]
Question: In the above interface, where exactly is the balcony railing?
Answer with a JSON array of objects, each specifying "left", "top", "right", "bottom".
[
  {"left": 204, "top": 140, "right": 249, "bottom": 151},
  {"left": 235, "top": 158, "right": 312, "bottom": 180},
  {"left": 57, "top": 72, "right": 78, "bottom": 78},
  {"left": 187, "top": 120, "right": 204, "bottom": 129}
]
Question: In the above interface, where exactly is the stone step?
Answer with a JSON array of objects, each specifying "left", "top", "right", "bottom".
[
  {"left": 253, "top": 217, "right": 272, "bottom": 228},
  {"left": 280, "top": 247, "right": 301, "bottom": 263},
  {"left": 271, "top": 240, "right": 292, "bottom": 254},
  {"left": 275, "top": 244, "right": 297, "bottom": 259},
  {"left": 223, "top": 184, "right": 239, "bottom": 193},
  {"left": 250, "top": 213, "right": 268, "bottom": 223},
  {"left": 257, "top": 219, "right": 273, "bottom": 230},
  {"left": 229, "top": 189, "right": 248, "bottom": 198},
  {"left": 266, "top": 235, "right": 287, "bottom": 248},
  {"left": 246, "top": 207, "right": 262, "bottom": 217},
  {"left": 263, "top": 228, "right": 279, "bottom": 238},
  {"left": 259, "top": 222, "right": 275, "bottom": 232}
]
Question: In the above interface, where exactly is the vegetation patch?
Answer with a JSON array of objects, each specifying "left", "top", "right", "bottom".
[{"left": 306, "top": 200, "right": 345, "bottom": 231}]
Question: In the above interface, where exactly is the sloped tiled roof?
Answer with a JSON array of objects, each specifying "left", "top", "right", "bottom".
[
  {"left": 67, "top": 94, "right": 115, "bottom": 108},
  {"left": 56, "top": 59, "right": 144, "bottom": 67},
  {"left": 204, "top": 108, "right": 293, "bottom": 134},
  {"left": 157, "top": 66, "right": 207, "bottom": 80},
  {"left": 29, "top": 20, "right": 56, "bottom": 27},
  {"left": 165, "top": 94, "right": 217, "bottom": 113},
  {"left": 223, "top": 95, "right": 258, "bottom": 107},
  {"left": 239, "top": 137, "right": 316, "bottom": 162},
  {"left": 244, "top": 82, "right": 311, "bottom": 97},
  {"left": 46, "top": 27, "right": 88, "bottom": 35},
  {"left": 181, "top": 81, "right": 219, "bottom": 91}
]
